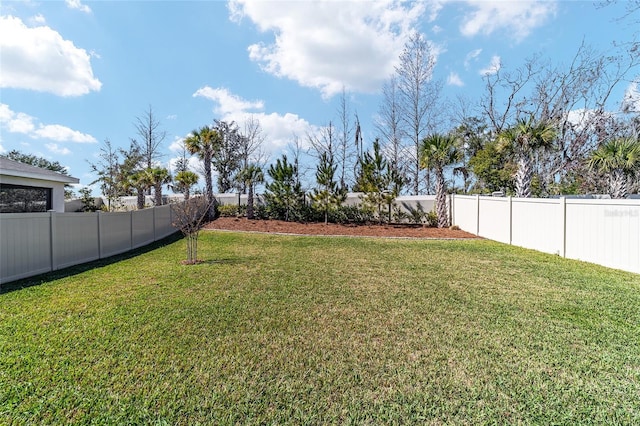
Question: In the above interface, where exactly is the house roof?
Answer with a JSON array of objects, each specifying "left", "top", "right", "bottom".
[{"left": 0, "top": 157, "right": 80, "bottom": 184}]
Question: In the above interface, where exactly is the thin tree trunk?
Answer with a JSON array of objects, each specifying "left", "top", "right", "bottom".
[
  {"left": 515, "top": 155, "right": 533, "bottom": 198},
  {"left": 247, "top": 184, "right": 255, "bottom": 219},
  {"left": 435, "top": 169, "right": 448, "bottom": 228},
  {"left": 610, "top": 169, "right": 627, "bottom": 199}
]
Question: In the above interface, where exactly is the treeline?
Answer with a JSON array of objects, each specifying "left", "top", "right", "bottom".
[{"left": 87, "top": 30, "right": 639, "bottom": 228}]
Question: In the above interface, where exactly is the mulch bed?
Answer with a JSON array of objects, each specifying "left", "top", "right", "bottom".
[{"left": 203, "top": 217, "right": 479, "bottom": 239}]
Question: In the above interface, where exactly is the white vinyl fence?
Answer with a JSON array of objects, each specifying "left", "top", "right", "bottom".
[
  {"left": 3, "top": 193, "right": 637, "bottom": 286},
  {"left": 452, "top": 195, "right": 640, "bottom": 274},
  {"left": 1, "top": 205, "right": 177, "bottom": 285}
]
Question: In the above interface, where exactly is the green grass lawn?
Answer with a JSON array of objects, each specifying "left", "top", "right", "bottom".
[{"left": 1, "top": 231, "right": 639, "bottom": 424}]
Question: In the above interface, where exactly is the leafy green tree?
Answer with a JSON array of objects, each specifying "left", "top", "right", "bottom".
[
  {"left": 311, "top": 152, "right": 346, "bottom": 224},
  {"left": 355, "top": 139, "right": 401, "bottom": 224},
  {"left": 237, "top": 164, "right": 264, "bottom": 220},
  {"left": 88, "top": 140, "right": 121, "bottom": 210},
  {"left": 185, "top": 126, "right": 220, "bottom": 219},
  {"left": 587, "top": 136, "right": 640, "bottom": 198},
  {"left": 468, "top": 140, "right": 516, "bottom": 194},
  {"left": 497, "top": 117, "right": 556, "bottom": 198},
  {"left": 5, "top": 149, "right": 70, "bottom": 175},
  {"left": 451, "top": 116, "right": 490, "bottom": 193},
  {"left": 174, "top": 170, "right": 199, "bottom": 200},
  {"left": 212, "top": 120, "right": 243, "bottom": 193},
  {"left": 420, "top": 134, "right": 461, "bottom": 228},
  {"left": 78, "top": 187, "right": 98, "bottom": 212},
  {"left": 265, "top": 155, "right": 304, "bottom": 222}
]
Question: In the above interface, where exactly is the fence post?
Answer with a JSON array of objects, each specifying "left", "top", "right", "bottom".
[
  {"left": 560, "top": 197, "right": 566, "bottom": 257},
  {"left": 475, "top": 194, "right": 480, "bottom": 236},
  {"left": 153, "top": 206, "right": 157, "bottom": 241},
  {"left": 97, "top": 210, "right": 102, "bottom": 259},
  {"left": 49, "top": 211, "right": 56, "bottom": 272},
  {"left": 508, "top": 196, "right": 513, "bottom": 245},
  {"left": 129, "top": 210, "right": 134, "bottom": 250}
]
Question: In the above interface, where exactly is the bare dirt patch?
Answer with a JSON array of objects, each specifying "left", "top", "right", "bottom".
[{"left": 204, "top": 217, "right": 479, "bottom": 239}]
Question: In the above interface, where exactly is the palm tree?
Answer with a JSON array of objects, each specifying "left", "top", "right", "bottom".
[
  {"left": 419, "top": 133, "right": 460, "bottom": 228},
  {"left": 237, "top": 164, "right": 264, "bottom": 219},
  {"left": 174, "top": 170, "right": 199, "bottom": 201},
  {"left": 128, "top": 170, "right": 152, "bottom": 210},
  {"left": 587, "top": 137, "right": 640, "bottom": 199},
  {"left": 185, "top": 126, "right": 220, "bottom": 218},
  {"left": 497, "top": 117, "right": 556, "bottom": 198},
  {"left": 146, "top": 167, "right": 172, "bottom": 206}
]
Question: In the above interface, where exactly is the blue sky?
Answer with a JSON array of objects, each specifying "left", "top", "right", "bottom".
[{"left": 1, "top": 0, "right": 638, "bottom": 194}]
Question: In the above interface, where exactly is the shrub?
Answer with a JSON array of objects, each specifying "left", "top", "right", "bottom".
[
  {"left": 217, "top": 204, "right": 247, "bottom": 217},
  {"left": 425, "top": 210, "right": 438, "bottom": 227},
  {"left": 329, "top": 205, "right": 374, "bottom": 224}
]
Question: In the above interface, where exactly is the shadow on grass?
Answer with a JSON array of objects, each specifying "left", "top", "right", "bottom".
[{"left": 1, "top": 233, "right": 185, "bottom": 295}]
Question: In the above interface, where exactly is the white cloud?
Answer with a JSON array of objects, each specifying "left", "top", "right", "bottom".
[
  {"left": 0, "top": 15, "right": 101, "bottom": 96},
  {"left": 193, "top": 86, "right": 315, "bottom": 154},
  {"left": 45, "top": 143, "right": 72, "bottom": 155},
  {"left": 622, "top": 80, "right": 640, "bottom": 113},
  {"left": 34, "top": 124, "right": 96, "bottom": 143},
  {"left": 193, "top": 86, "right": 264, "bottom": 115},
  {"left": 447, "top": 72, "right": 464, "bottom": 87},
  {"left": 0, "top": 103, "right": 97, "bottom": 143},
  {"left": 464, "top": 48, "right": 482, "bottom": 69},
  {"left": 229, "top": 0, "right": 427, "bottom": 98},
  {"left": 479, "top": 55, "right": 501, "bottom": 75},
  {"left": 31, "top": 14, "right": 46, "bottom": 24},
  {"left": 460, "top": 1, "right": 557, "bottom": 41},
  {"left": 65, "top": 0, "right": 92, "bottom": 14}
]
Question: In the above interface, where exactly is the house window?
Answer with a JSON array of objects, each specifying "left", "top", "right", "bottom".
[{"left": 0, "top": 184, "right": 52, "bottom": 213}]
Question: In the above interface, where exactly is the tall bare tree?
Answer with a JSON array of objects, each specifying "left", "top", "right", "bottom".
[
  {"left": 336, "top": 87, "right": 355, "bottom": 191},
  {"left": 135, "top": 105, "right": 167, "bottom": 170},
  {"left": 396, "top": 31, "right": 443, "bottom": 195},
  {"left": 376, "top": 75, "right": 407, "bottom": 193},
  {"left": 237, "top": 115, "right": 266, "bottom": 193}
]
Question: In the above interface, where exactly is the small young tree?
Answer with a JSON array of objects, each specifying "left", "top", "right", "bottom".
[
  {"left": 88, "top": 139, "right": 121, "bottom": 211},
  {"left": 171, "top": 196, "right": 212, "bottom": 264},
  {"left": 311, "top": 152, "right": 346, "bottom": 224},
  {"left": 78, "top": 187, "right": 98, "bottom": 212},
  {"left": 355, "top": 139, "right": 401, "bottom": 224},
  {"left": 237, "top": 164, "right": 264, "bottom": 220},
  {"left": 265, "top": 155, "right": 304, "bottom": 222}
]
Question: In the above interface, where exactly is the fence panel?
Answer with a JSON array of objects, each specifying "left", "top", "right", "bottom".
[
  {"left": 478, "top": 197, "right": 510, "bottom": 244},
  {"left": 1, "top": 205, "right": 179, "bottom": 285},
  {"left": 132, "top": 208, "right": 156, "bottom": 248},
  {"left": 0, "top": 213, "right": 52, "bottom": 283},
  {"left": 154, "top": 205, "right": 174, "bottom": 239},
  {"left": 100, "top": 211, "right": 133, "bottom": 258},
  {"left": 452, "top": 195, "right": 478, "bottom": 234},
  {"left": 565, "top": 199, "right": 640, "bottom": 273},
  {"left": 53, "top": 213, "right": 100, "bottom": 270},
  {"left": 511, "top": 199, "right": 561, "bottom": 255}
]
